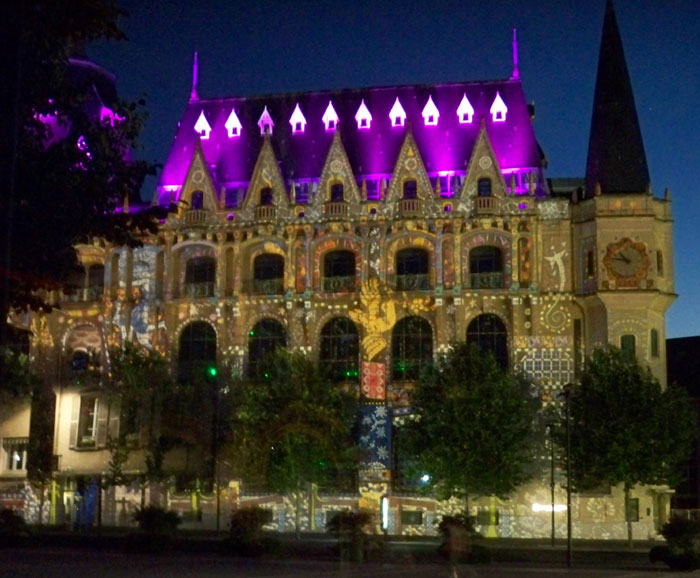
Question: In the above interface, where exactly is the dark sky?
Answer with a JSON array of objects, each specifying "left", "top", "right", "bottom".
[{"left": 90, "top": 0, "right": 700, "bottom": 339}]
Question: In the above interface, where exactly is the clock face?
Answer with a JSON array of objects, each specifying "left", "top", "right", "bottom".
[{"left": 603, "top": 239, "right": 649, "bottom": 286}]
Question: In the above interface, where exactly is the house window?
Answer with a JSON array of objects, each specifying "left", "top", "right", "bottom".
[
  {"left": 327, "top": 120, "right": 335, "bottom": 130},
  {"left": 620, "top": 334, "right": 636, "bottom": 358},
  {"left": 178, "top": 321, "right": 217, "bottom": 383},
  {"left": 396, "top": 248, "right": 430, "bottom": 290},
  {"left": 626, "top": 498, "right": 639, "bottom": 522},
  {"left": 657, "top": 251, "right": 664, "bottom": 276},
  {"left": 190, "top": 190, "right": 204, "bottom": 210},
  {"left": 467, "top": 314, "right": 508, "bottom": 369},
  {"left": 248, "top": 318, "right": 287, "bottom": 380},
  {"left": 586, "top": 249, "right": 595, "bottom": 279},
  {"left": 87, "top": 265, "right": 104, "bottom": 298},
  {"left": 403, "top": 180, "right": 417, "bottom": 199},
  {"left": 71, "top": 349, "right": 91, "bottom": 373},
  {"left": 259, "top": 187, "right": 273, "bottom": 206},
  {"left": 3, "top": 437, "right": 28, "bottom": 472},
  {"left": 78, "top": 395, "right": 99, "bottom": 447},
  {"left": 253, "top": 253, "right": 284, "bottom": 294},
  {"left": 401, "top": 510, "right": 423, "bottom": 526},
  {"left": 477, "top": 178, "right": 492, "bottom": 197},
  {"left": 319, "top": 317, "right": 359, "bottom": 381},
  {"left": 184, "top": 256, "right": 216, "bottom": 297},
  {"left": 650, "top": 329, "right": 659, "bottom": 358},
  {"left": 476, "top": 509, "right": 499, "bottom": 526},
  {"left": 392, "top": 316, "right": 433, "bottom": 380},
  {"left": 323, "top": 250, "right": 355, "bottom": 292},
  {"left": 469, "top": 246, "right": 503, "bottom": 289},
  {"left": 330, "top": 183, "right": 344, "bottom": 203}
]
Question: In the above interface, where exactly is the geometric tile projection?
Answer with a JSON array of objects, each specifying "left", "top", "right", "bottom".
[{"left": 519, "top": 347, "right": 575, "bottom": 386}]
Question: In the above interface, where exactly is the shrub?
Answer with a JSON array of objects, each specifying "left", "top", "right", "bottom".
[
  {"left": 227, "top": 507, "right": 279, "bottom": 557},
  {"left": 652, "top": 517, "right": 700, "bottom": 570},
  {"left": 0, "top": 509, "right": 30, "bottom": 537},
  {"left": 437, "top": 514, "right": 488, "bottom": 564},
  {"left": 326, "top": 510, "right": 373, "bottom": 562},
  {"left": 133, "top": 506, "right": 181, "bottom": 536}
]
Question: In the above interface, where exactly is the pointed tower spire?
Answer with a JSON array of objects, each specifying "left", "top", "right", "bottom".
[
  {"left": 511, "top": 29, "right": 519, "bottom": 79},
  {"left": 190, "top": 51, "right": 199, "bottom": 101},
  {"left": 585, "top": 0, "right": 649, "bottom": 196}
]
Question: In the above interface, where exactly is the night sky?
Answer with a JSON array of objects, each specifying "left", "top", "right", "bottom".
[{"left": 89, "top": 0, "right": 700, "bottom": 339}]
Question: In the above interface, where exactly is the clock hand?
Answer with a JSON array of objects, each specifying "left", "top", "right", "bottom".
[{"left": 614, "top": 254, "right": 631, "bottom": 264}]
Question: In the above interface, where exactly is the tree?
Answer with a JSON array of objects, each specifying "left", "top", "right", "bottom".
[
  {"left": 561, "top": 347, "right": 697, "bottom": 546},
  {"left": 0, "top": 1, "right": 164, "bottom": 348},
  {"left": 404, "top": 342, "right": 538, "bottom": 509},
  {"left": 231, "top": 348, "right": 359, "bottom": 536}
]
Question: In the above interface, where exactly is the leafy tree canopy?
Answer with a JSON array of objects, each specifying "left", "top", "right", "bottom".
[
  {"left": 563, "top": 346, "right": 697, "bottom": 492},
  {"left": 405, "top": 342, "right": 538, "bottom": 501}
]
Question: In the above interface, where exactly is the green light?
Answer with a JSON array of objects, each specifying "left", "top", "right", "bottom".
[
  {"left": 264, "top": 372, "right": 269, "bottom": 379},
  {"left": 249, "top": 330, "right": 255, "bottom": 336},
  {"left": 208, "top": 366, "right": 217, "bottom": 377}
]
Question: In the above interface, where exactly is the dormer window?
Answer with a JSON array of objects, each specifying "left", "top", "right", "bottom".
[
  {"left": 403, "top": 179, "right": 418, "bottom": 200},
  {"left": 478, "top": 178, "right": 492, "bottom": 197},
  {"left": 191, "top": 190, "right": 204, "bottom": 210},
  {"left": 289, "top": 103, "right": 307, "bottom": 134},
  {"left": 457, "top": 93, "right": 474, "bottom": 123},
  {"left": 422, "top": 95, "right": 439, "bottom": 126},
  {"left": 260, "top": 187, "right": 273, "bottom": 206},
  {"left": 355, "top": 99, "right": 372, "bottom": 130},
  {"left": 330, "top": 183, "right": 344, "bottom": 202},
  {"left": 257, "top": 106, "right": 274, "bottom": 135},
  {"left": 225, "top": 108, "right": 242, "bottom": 137},
  {"left": 322, "top": 100, "right": 339, "bottom": 131},
  {"left": 490, "top": 91, "right": 508, "bottom": 122},
  {"left": 389, "top": 97, "right": 406, "bottom": 127},
  {"left": 194, "top": 110, "right": 211, "bottom": 139}
]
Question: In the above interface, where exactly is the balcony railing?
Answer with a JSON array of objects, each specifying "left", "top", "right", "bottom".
[
  {"left": 183, "top": 209, "right": 208, "bottom": 224},
  {"left": 255, "top": 205, "right": 276, "bottom": 220},
  {"left": 475, "top": 196, "right": 497, "bottom": 213},
  {"left": 323, "top": 202, "right": 349, "bottom": 218},
  {"left": 399, "top": 198, "right": 423, "bottom": 217},
  {"left": 183, "top": 281, "right": 215, "bottom": 298},
  {"left": 61, "top": 286, "right": 104, "bottom": 302},
  {"left": 322, "top": 275, "right": 356, "bottom": 293},
  {"left": 469, "top": 272, "right": 503, "bottom": 289},
  {"left": 250, "top": 278, "right": 284, "bottom": 295},
  {"left": 395, "top": 274, "right": 430, "bottom": 291}
]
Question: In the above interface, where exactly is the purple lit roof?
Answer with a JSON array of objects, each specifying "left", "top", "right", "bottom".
[{"left": 158, "top": 78, "right": 542, "bottom": 204}]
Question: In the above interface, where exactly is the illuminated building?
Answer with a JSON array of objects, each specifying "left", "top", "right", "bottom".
[{"left": 1, "top": 1, "right": 676, "bottom": 537}]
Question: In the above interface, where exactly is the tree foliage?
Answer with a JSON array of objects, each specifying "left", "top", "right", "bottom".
[
  {"left": 231, "top": 348, "right": 359, "bottom": 494},
  {"left": 563, "top": 347, "right": 697, "bottom": 492},
  {"left": 404, "top": 342, "right": 538, "bottom": 501}
]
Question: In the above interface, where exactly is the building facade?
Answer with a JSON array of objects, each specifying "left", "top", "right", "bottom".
[{"left": 1, "top": 1, "right": 676, "bottom": 538}]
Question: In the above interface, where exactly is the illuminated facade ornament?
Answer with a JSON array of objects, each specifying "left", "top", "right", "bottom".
[
  {"left": 194, "top": 110, "right": 211, "bottom": 139},
  {"left": 422, "top": 95, "right": 439, "bottom": 126},
  {"left": 490, "top": 91, "right": 508, "bottom": 122},
  {"left": 389, "top": 97, "right": 406, "bottom": 127},
  {"left": 457, "top": 93, "right": 474, "bottom": 124},
  {"left": 99, "top": 105, "right": 123, "bottom": 127},
  {"left": 322, "top": 100, "right": 339, "bottom": 130},
  {"left": 225, "top": 108, "right": 242, "bottom": 137},
  {"left": 355, "top": 99, "right": 372, "bottom": 130},
  {"left": 289, "top": 103, "right": 307, "bottom": 134},
  {"left": 257, "top": 106, "right": 274, "bottom": 135}
]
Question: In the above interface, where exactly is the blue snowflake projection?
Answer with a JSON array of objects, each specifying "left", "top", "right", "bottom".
[{"left": 359, "top": 403, "right": 392, "bottom": 469}]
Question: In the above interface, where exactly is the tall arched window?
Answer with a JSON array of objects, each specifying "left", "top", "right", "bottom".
[
  {"left": 248, "top": 318, "right": 287, "bottom": 379},
  {"left": 259, "top": 187, "right": 273, "bottom": 206},
  {"left": 396, "top": 248, "right": 430, "bottom": 290},
  {"left": 621, "top": 334, "right": 636, "bottom": 358},
  {"left": 477, "top": 178, "right": 492, "bottom": 197},
  {"left": 320, "top": 318, "right": 359, "bottom": 381},
  {"left": 467, "top": 314, "right": 508, "bottom": 369},
  {"left": 392, "top": 316, "right": 433, "bottom": 380},
  {"left": 178, "top": 321, "right": 217, "bottom": 382},
  {"left": 190, "top": 191, "right": 204, "bottom": 210},
  {"left": 403, "top": 180, "right": 418, "bottom": 199},
  {"left": 185, "top": 256, "right": 216, "bottom": 297},
  {"left": 330, "top": 183, "right": 344, "bottom": 203},
  {"left": 253, "top": 253, "right": 284, "bottom": 294},
  {"left": 469, "top": 246, "right": 503, "bottom": 289},
  {"left": 323, "top": 250, "right": 355, "bottom": 292}
]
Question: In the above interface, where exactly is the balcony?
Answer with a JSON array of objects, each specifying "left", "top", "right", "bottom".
[
  {"left": 322, "top": 275, "right": 356, "bottom": 293},
  {"left": 323, "top": 202, "right": 349, "bottom": 219},
  {"left": 399, "top": 198, "right": 423, "bottom": 217},
  {"left": 395, "top": 274, "right": 430, "bottom": 291},
  {"left": 183, "top": 209, "right": 208, "bottom": 225},
  {"left": 255, "top": 205, "right": 276, "bottom": 220},
  {"left": 475, "top": 196, "right": 498, "bottom": 213},
  {"left": 183, "top": 281, "right": 215, "bottom": 298},
  {"left": 469, "top": 272, "right": 503, "bottom": 289},
  {"left": 250, "top": 278, "right": 284, "bottom": 295}
]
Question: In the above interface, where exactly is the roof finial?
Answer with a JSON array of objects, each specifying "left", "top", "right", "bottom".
[
  {"left": 190, "top": 51, "right": 199, "bottom": 101},
  {"left": 511, "top": 28, "right": 520, "bottom": 79}
]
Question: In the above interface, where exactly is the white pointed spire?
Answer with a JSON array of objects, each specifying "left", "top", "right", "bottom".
[
  {"left": 322, "top": 100, "right": 339, "bottom": 130},
  {"left": 225, "top": 108, "right": 242, "bottom": 137},
  {"left": 194, "top": 110, "right": 211, "bottom": 139},
  {"left": 457, "top": 93, "right": 474, "bottom": 124},
  {"left": 190, "top": 51, "right": 199, "bottom": 101},
  {"left": 490, "top": 91, "right": 508, "bottom": 122},
  {"left": 355, "top": 99, "right": 372, "bottom": 130},
  {"left": 289, "top": 103, "right": 307, "bottom": 133},
  {"left": 422, "top": 95, "right": 439, "bottom": 126},
  {"left": 257, "top": 106, "right": 274, "bottom": 135},
  {"left": 511, "top": 29, "right": 519, "bottom": 79},
  {"left": 389, "top": 97, "right": 406, "bottom": 127}
]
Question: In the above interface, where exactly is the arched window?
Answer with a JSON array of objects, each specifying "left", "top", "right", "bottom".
[
  {"left": 650, "top": 329, "right": 659, "bottom": 358},
  {"left": 320, "top": 318, "right": 359, "bottom": 381},
  {"left": 190, "top": 191, "right": 204, "bottom": 210},
  {"left": 469, "top": 246, "right": 503, "bottom": 289},
  {"left": 621, "top": 334, "right": 636, "bottom": 358},
  {"left": 323, "top": 250, "right": 355, "bottom": 292},
  {"left": 403, "top": 180, "right": 418, "bottom": 199},
  {"left": 330, "top": 183, "right": 344, "bottom": 203},
  {"left": 185, "top": 256, "right": 216, "bottom": 297},
  {"left": 248, "top": 318, "right": 287, "bottom": 379},
  {"left": 253, "top": 253, "right": 284, "bottom": 294},
  {"left": 392, "top": 316, "right": 433, "bottom": 380},
  {"left": 396, "top": 248, "right": 430, "bottom": 290},
  {"left": 259, "top": 187, "right": 273, "bottom": 206},
  {"left": 178, "top": 321, "right": 217, "bottom": 382},
  {"left": 477, "top": 178, "right": 492, "bottom": 197},
  {"left": 87, "top": 264, "right": 105, "bottom": 298},
  {"left": 71, "top": 349, "right": 91, "bottom": 373},
  {"left": 467, "top": 314, "right": 508, "bottom": 369}
]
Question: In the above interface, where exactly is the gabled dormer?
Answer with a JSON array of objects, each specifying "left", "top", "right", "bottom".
[
  {"left": 457, "top": 124, "right": 509, "bottom": 216},
  {"left": 384, "top": 131, "right": 438, "bottom": 218},
  {"left": 238, "top": 135, "right": 290, "bottom": 222},
  {"left": 177, "top": 141, "right": 220, "bottom": 225},
  {"left": 312, "top": 131, "right": 362, "bottom": 220}
]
